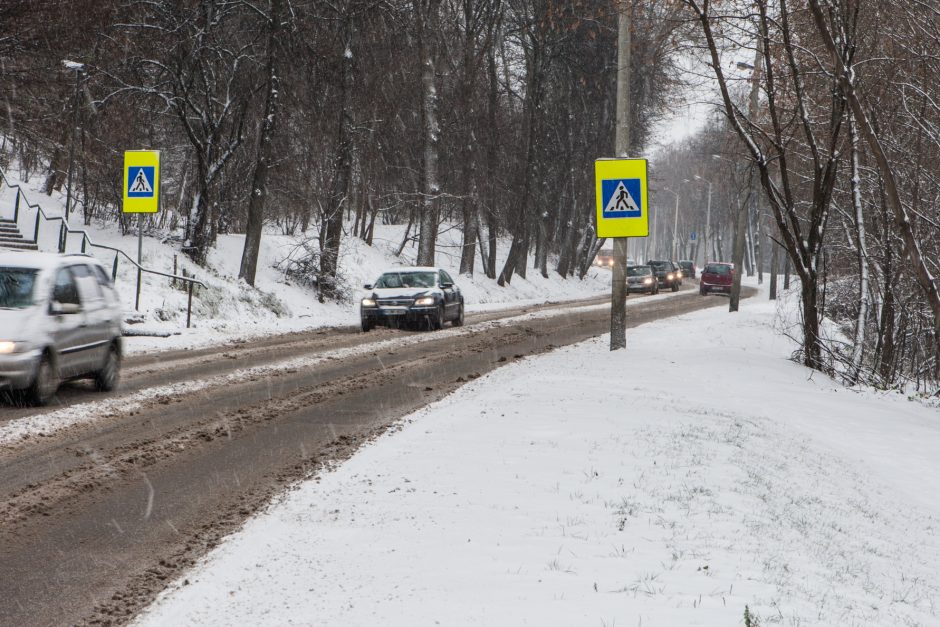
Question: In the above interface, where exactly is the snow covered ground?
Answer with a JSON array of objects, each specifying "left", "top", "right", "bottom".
[
  {"left": 0, "top": 166, "right": 610, "bottom": 355},
  {"left": 135, "top": 283, "right": 940, "bottom": 627}
]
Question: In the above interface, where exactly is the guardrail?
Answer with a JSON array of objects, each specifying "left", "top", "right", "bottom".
[{"left": 0, "top": 168, "right": 205, "bottom": 328}]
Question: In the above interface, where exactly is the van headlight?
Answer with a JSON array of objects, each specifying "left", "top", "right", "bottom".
[
  {"left": 0, "top": 341, "right": 27, "bottom": 355},
  {"left": 643, "top": 278, "right": 652, "bottom": 285},
  {"left": 361, "top": 298, "right": 376, "bottom": 307},
  {"left": 414, "top": 296, "right": 435, "bottom": 306}
]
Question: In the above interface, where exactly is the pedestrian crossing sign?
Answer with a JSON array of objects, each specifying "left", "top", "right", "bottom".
[
  {"left": 123, "top": 150, "right": 160, "bottom": 213},
  {"left": 594, "top": 158, "right": 648, "bottom": 237}
]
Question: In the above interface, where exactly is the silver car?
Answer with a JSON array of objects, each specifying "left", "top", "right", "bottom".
[{"left": 0, "top": 251, "right": 122, "bottom": 405}]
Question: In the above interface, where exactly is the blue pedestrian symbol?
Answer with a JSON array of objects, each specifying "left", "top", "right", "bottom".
[
  {"left": 127, "top": 166, "right": 155, "bottom": 198},
  {"left": 601, "top": 179, "right": 642, "bottom": 219}
]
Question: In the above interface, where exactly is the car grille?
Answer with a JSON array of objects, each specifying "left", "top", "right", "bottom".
[{"left": 377, "top": 298, "right": 414, "bottom": 307}]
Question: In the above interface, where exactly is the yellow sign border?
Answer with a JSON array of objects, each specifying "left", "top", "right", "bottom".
[
  {"left": 594, "top": 158, "right": 648, "bottom": 238},
  {"left": 122, "top": 150, "right": 161, "bottom": 214}
]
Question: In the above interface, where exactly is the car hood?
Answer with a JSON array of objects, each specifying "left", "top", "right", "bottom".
[
  {"left": 371, "top": 287, "right": 441, "bottom": 299},
  {"left": 0, "top": 307, "right": 40, "bottom": 340}
]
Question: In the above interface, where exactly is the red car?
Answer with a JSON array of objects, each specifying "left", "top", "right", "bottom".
[{"left": 700, "top": 262, "right": 734, "bottom": 295}]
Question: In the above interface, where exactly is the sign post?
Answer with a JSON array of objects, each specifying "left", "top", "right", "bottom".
[
  {"left": 595, "top": 158, "right": 649, "bottom": 350},
  {"left": 122, "top": 150, "right": 160, "bottom": 311}
]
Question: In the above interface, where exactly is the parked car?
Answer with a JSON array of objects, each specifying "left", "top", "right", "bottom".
[
  {"left": 0, "top": 251, "right": 122, "bottom": 405},
  {"left": 678, "top": 260, "right": 696, "bottom": 280},
  {"left": 648, "top": 260, "right": 681, "bottom": 292},
  {"left": 626, "top": 265, "right": 658, "bottom": 295},
  {"left": 361, "top": 267, "right": 465, "bottom": 331},
  {"left": 700, "top": 262, "right": 734, "bottom": 295}
]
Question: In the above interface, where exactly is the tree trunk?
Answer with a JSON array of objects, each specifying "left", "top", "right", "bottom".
[
  {"left": 848, "top": 115, "right": 870, "bottom": 384},
  {"left": 415, "top": 0, "right": 442, "bottom": 267},
  {"left": 769, "top": 239, "right": 778, "bottom": 300},
  {"left": 239, "top": 0, "right": 281, "bottom": 287}
]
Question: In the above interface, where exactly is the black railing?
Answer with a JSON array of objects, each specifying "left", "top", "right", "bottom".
[{"left": 0, "top": 168, "right": 205, "bottom": 328}]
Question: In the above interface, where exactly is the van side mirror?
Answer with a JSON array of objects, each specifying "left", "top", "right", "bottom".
[
  {"left": 50, "top": 301, "right": 81, "bottom": 315},
  {"left": 363, "top": 284, "right": 373, "bottom": 290},
  {"left": 441, "top": 282, "right": 454, "bottom": 289}
]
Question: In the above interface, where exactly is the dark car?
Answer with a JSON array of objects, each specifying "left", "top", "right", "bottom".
[
  {"left": 361, "top": 267, "right": 465, "bottom": 331},
  {"left": 700, "top": 262, "right": 734, "bottom": 295},
  {"left": 648, "top": 260, "right": 681, "bottom": 292},
  {"left": 626, "top": 265, "right": 658, "bottom": 295},
  {"left": 678, "top": 260, "right": 696, "bottom": 280}
]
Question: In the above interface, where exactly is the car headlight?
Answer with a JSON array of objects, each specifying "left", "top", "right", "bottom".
[
  {"left": 0, "top": 341, "right": 16, "bottom": 354},
  {"left": 608, "top": 260, "right": 614, "bottom": 266},
  {"left": 666, "top": 273, "right": 674, "bottom": 280},
  {"left": 414, "top": 296, "right": 435, "bottom": 306},
  {"left": 361, "top": 298, "right": 376, "bottom": 307},
  {"left": 643, "top": 278, "right": 652, "bottom": 285},
  {"left": 676, "top": 271, "right": 683, "bottom": 278}
]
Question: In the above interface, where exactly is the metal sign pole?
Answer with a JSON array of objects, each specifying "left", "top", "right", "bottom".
[{"left": 135, "top": 214, "right": 143, "bottom": 311}]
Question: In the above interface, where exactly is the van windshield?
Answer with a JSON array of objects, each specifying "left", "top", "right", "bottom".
[
  {"left": 0, "top": 268, "right": 38, "bottom": 309},
  {"left": 704, "top": 264, "right": 731, "bottom": 275}
]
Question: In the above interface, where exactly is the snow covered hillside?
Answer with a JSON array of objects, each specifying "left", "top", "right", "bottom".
[
  {"left": 0, "top": 167, "right": 610, "bottom": 354},
  {"left": 135, "top": 283, "right": 940, "bottom": 627}
]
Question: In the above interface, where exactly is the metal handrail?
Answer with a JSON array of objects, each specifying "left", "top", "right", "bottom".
[{"left": 0, "top": 167, "right": 205, "bottom": 328}]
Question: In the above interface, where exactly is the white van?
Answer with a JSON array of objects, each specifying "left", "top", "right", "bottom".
[{"left": 0, "top": 251, "right": 122, "bottom": 405}]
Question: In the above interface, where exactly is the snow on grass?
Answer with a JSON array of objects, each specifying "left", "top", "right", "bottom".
[{"left": 135, "top": 284, "right": 940, "bottom": 627}]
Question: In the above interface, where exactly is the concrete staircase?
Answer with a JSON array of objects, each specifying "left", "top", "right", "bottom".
[{"left": 0, "top": 218, "right": 38, "bottom": 251}]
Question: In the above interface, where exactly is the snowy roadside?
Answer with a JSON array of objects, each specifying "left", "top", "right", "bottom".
[{"left": 135, "top": 284, "right": 940, "bottom": 627}]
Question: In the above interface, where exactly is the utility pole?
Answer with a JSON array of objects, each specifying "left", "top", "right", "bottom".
[
  {"left": 730, "top": 48, "right": 762, "bottom": 312},
  {"left": 610, "top": 0, "right": 631, "bottom": 351},
  {"left": 694, "top": 174, "right": 712, "bottom": 267}
]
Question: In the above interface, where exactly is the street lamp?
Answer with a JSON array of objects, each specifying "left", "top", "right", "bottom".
[
  {"left": 61, "top": 61, "right": 85, "bottom": 210},
  {"left": 60, "top": 60, "right": 85, "bottom": 252},
  {"left": 692, "top": 174, "right": 713, "bottom": 266},
  {"left": 663, "top": 187, "right": 680, "bottom": 260}
]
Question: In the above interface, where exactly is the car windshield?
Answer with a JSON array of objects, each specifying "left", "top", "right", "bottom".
[
  {"left": 649, "top": 261, "right": 668, "bottom": 269},
  {"left": 679, "top": 262, "right": 692, "bottom": 269},
  {"left": 0, "top": 267, "right": 38, "bottom": 309},
  {"left": 375, "top": 271, "right": 437, "bottom": 289},
  {"left": 704, "top": 264, "right": 731, "bottom": 275},
  {"left": 626, "top": 266, "right": 651, "bottom": 277}
]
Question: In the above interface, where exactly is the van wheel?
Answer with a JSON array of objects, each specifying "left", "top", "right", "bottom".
[
  {"left": 95, "top": 344, "right": 121, "bottom": 392},
  {"left": 28, "top": 354, "right": 59, "bottom": 406}
]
